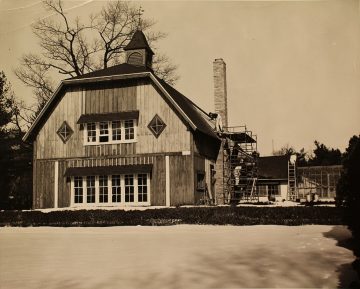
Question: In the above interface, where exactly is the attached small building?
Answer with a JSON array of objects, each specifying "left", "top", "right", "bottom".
[
  {"left": 256, "top": 155, "right": 290, "bottom": 201},
  {"left": 24, "top": 30, "right": 221, "bottom": 209}
]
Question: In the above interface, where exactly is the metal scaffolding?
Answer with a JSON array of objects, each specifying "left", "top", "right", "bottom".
[{"left": 220, "top": 126, "right": 258, "bottom": 203}]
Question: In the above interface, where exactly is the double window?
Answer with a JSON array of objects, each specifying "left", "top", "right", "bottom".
[
  {"left": 84, "top": 120, "right": 137, "bottom": 145},
  {"left": 71, "top": 173, "right": 150, "bottom": 206},
  {"left": 256, "top": 184, "right": 280, "bottom": 197}
]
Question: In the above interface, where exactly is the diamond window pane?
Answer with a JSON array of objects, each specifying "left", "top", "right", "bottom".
[
  {"left": 57, "top": 121, "right": 73, "bottom": 143},
  {"left": 148, "top": 114, "right": 166, "bottom": 138}
]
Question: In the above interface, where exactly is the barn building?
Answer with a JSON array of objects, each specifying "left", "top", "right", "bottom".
[
  {"left": 28, "top": 29, "right": 339, "bottom": 209},
  {"left": 24, "top": 30, "right": 234, "bottom": 209},
  {"left": 26, "top": 29, "right": 337, "bottom": 209}
]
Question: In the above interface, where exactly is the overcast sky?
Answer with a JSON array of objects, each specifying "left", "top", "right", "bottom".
[{"left": 1, "top": 0, "right": 359, "bottom": 156}]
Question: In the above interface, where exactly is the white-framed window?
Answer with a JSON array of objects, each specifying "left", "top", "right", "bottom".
[
  {"left": 87, "top": 123, "right": 96, "bottom": 143},
  {"left": 99, "top": 175, "right": 108, "bottom": 203},
  {"left": 86, "top": 176, "right": 96, "bottom": 203},
  {"left": 125, "top": 174, "right": 135, "bottom": 202},
  {"left": 112, "top": 175, "right": 121, "bottom": 202},
  {"left": 124, "top": 120, "right": 135, "bottom": 140},
  {"left": 99, "top": 122, "right": 109, "bottom": 143},
  {"left": 112, "top": 121, "right": 121, "bottom": 141},
  {"left": 138, "top": 174, "right": 148, "bottom": 202},
  {"left": 74, "top": 176, "right": 83, "bottom": 203},
  {"left": 84, "top": 120, "right": 137, "bottom": 145},
  {"left": 70, "top": 173, "right": 150, "bottom": 206}
]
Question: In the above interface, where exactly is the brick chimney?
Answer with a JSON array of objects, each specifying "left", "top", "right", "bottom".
[
  {"left": 213, "top": 58, "right": 229, "bottom": 204},
  {"left": 213, "top": 58, "right": 228, "bottom": 128}
]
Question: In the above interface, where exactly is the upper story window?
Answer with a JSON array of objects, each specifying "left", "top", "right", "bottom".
[
  {"left": 99, "top": 122, "right": 109, "bottom": 143},
  {"left": 87, "top": 123, "right": 96, "bottom": 143},
  {"left": 78, "top": 111, "right": 139, "bottom": 146},
  {"left": 124, "top": 120, "right": 135, "bottom": 140},
  {"left": 83, "top": 119, "right": 137, "bottom": 145},
  {"left": 112, "top": 121, "right": 121, "bottom": 141}
]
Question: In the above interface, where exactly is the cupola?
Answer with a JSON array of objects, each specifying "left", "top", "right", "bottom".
[{"left": 124, "top": 30, "right": 154, "bottom": 68}]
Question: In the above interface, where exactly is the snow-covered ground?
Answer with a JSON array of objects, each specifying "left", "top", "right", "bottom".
[{"left": 0, "top": 225, "right": 357, "bottom": 289}]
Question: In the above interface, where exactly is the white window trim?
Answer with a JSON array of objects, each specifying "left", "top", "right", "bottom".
[
  {"left": 70, "top": 173, "right": 150, "bottom": 207},
  {"left": 83, "top": 120, "right": 138, "bottom": 146}
]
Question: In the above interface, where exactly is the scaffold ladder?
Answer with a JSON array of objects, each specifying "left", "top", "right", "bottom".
[{"left": 288, "top": 161, "right": 297, "bottom": 201}]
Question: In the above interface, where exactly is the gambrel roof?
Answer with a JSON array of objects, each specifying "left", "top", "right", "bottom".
[{"left": 23, "top": 63, "right": 218, "bottom": 142}]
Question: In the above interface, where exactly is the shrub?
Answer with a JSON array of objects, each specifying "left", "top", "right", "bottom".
[
  {"left": 0, "top": 206, "right": 343, "bottom": 227},
  {"left": 336, "top": 135, "right": 360, "bottom": 281}
]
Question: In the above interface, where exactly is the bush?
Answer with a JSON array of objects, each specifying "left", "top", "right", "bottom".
[
  {"left": 336, "top": 135, "right": 360, "bottom": 280},
  {"left": 0, "top": 206, "right": 343, "bottom": 227}
]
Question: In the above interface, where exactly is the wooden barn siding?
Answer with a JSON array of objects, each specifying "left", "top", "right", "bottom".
[
  {"left": 36, "top": 80, "right": 190, "bottom": 160},
  {"left": 32, "top": 141, "right": 37, "bottom": 209},
  {"left": 169, "top": 155, "right": 194, "bottom": 205},
  {"left": 36, "top": 87, "right": 83, "bottom": 159},
  {"left": 151, "top": 156, "right": 166, "bottom": 206},
  {"left": 84, "top": 82, "right": 137, "bottom": 114},
  {"left": 136, "top": 81, "right": 191, "bottom": 154},
  {"left": 58, "top": 160, "right": 71, "bottom": 208},
  {"left": 34, "top": 153, "right": 204, "bottom": 208},
  {"left": 33, "top": 160, "right": 55, "bottom": 209},
  {"left": 84, "top": 143, "right": 135, "bottom": 157}
]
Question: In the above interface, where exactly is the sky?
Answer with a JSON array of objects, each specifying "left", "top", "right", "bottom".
[{"left": 0, "top": 0, "right": 359, "bottom": 156}]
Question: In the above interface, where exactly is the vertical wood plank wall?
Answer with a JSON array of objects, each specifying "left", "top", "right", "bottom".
[
  {"left": 169, "top": 155, "right": 194, "bottom": 205},
  {"left": 150, "top": 156, "right": 166, "bottom": 206},
  {"left": 33, "top": 160, "right": 55, "bottom": 209},
  {"left": 136, "top": 81, "right": 191, "bottom": 154},
  {"left": 36, "top": 81, "right": 191, "bottom": 159},
  {"left": 58, "top": 160, "right": 71, "bottom": 208},
  {"left": 33, "top": 79, "right": 196, "bottom": 208}
]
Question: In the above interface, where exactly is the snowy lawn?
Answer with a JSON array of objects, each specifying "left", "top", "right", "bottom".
[{"left": 0, "top": 225, "right": 358, "bottom": 289}]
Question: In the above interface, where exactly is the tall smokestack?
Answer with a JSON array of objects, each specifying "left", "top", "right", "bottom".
[
  {"left": 213, "top": 58, "right": 228, "bottom": 128},
  {"left": 213, "top": 58, "right": 228, "bottom": 205}
]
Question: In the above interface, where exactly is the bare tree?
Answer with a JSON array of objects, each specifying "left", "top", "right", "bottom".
[{"left": 15, "top": 0, "right": 178, "bottom": 109}]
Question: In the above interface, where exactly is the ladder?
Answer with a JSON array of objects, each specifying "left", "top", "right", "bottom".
[{"left": 288, "top": 161, "right": 297, "bottom": 201}]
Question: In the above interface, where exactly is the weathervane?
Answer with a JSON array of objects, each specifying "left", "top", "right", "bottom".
[{"left": 136, "top": 6, "right": 144, "bottom": 30}]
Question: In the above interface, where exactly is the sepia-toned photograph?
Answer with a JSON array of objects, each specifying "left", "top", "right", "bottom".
[{"left": 0, "top": 0, "right": 359, "bottom": 288}]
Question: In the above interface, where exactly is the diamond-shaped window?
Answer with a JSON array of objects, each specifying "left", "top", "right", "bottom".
[
  {"left": 148, "top": 114, "right": 166, "bottom": 138},
  {"left": 57, "top": 121, "right": 73, "bottom": 143}
]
